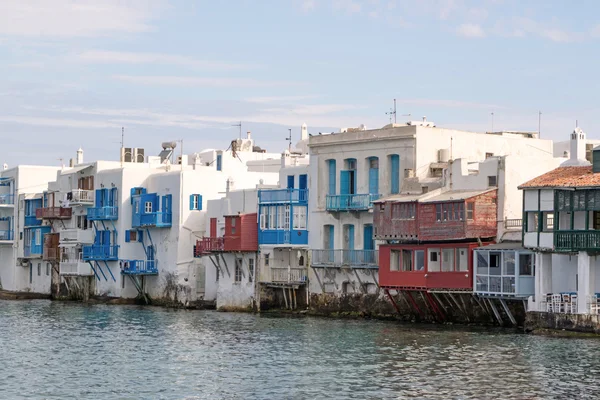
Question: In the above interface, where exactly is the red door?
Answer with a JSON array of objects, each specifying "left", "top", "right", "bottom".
[{"left": 210, "top": 218, "right": 217, "bottom": 237}]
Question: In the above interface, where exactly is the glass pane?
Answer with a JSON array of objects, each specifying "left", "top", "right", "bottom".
[
  {"left": 503, "top": 251, "right": 515, "bottom": 275},
  {"left": 476, "top": 252, "right": 488, "bottom": 275},
  {"left": 519, "top": 254, "right": 534, "bottom": 276},
  {"left": 415, "top": 251, "right": 425, "bottom": 271},
  {"left": 428, "top": 249, "right": 440, "bottom": 272},
  {"left": 442, "top": 248, "right": 454, "bottom": 271},
  {"left": 402, "top": 250, "right": 412, "bottom": 271},
  {"left": 455, "top": 248, "right": 468, "bottom": 271}
]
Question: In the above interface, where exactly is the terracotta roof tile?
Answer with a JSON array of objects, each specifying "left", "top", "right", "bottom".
[{"left": 518, "top": 166, "right": 600, "bottom": 189}]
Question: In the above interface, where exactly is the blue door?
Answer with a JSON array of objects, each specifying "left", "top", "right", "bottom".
[
  {"left": 327, "top": 160, "right": 336, "bottom": 195},
  {"left": 363, "top": 225, "right": 374, "bottom": 250},
  {"left": 347, "top": 225, "right": 355, "bottom": 250},
  {"left": 340, "top": 170, "right": 350, "bottom": 195},
  {"left": 299, "top": 174, "right": 307, "bottom": 190},
  {"left": 390, "top": 155, "right": 400, "bottom": 194},
  {"left": 287, "top": 175, "right": 295, "bottom": 189},
  {"left": 327, "top": 225, "right": 334, "bottom": 263},
  {"left": 368, "top": 157, "right": 379, "bottom": 196}
]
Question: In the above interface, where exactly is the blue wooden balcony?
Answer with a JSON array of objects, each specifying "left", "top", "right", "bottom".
[
  {"left": 134, "top": 212, "right": 172, "bottom": 228},
  {"left": 121, "top": 259, "right": 158, "bottom": 275},
  {"left": 0, "top": 194, "right": 14, "bottom": 206},
  {"left": 258, "top": 189, "right": 308, "bottom": 204},
  {"left": 25, "top": 215, "right": 42, "bottom": 227},
  {"left": 311, "top": 249, "right": 378, "bottom": 269},
  {"left": 87, "top": 206, "right": 118, "bottom": 221},
  {"left": 82, "top": 245, "right": 119, "bottom": 261},
  {"left": 259, "top": 229, "right": 308, "bottom": 246},
  {"left": 555, "top": 230, "right": 600, "bottom": 252},
  {"left": 325, "top": 194, "right": 380, "bottom": 212}
]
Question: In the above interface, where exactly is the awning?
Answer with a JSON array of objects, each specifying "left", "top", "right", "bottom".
[{"left": 61, "top": 164, "right": 93, "bottom": 175}]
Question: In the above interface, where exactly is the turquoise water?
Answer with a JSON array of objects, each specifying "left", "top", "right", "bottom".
[{"left": 1, "top": 300, "right": 599, "bottom": 399}]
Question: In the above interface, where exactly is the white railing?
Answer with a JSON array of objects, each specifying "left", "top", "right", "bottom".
[
  {"left": 271, "top": 267, "right": 307, "bottom": 283},
  {"left": 70, "top": 189, "right": 94, "bottom": 204},
  {"left": 60, "top": 228, "right": 94, "bottom": 244}
]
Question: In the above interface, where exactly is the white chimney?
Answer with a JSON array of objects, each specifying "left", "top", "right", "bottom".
[
  {"left": 301, "top": 123, "right": 308, "bottom": 141},
  {"left": 76, "top": 147, "right": 84, "bottom": 165},
  {"left": 247, "top": 131, "right": 252, "bottom": 140},
  {"left": 2, "top": 163, "right": 7, "bottom": 170},
  {"left": 561, "top": 127, "right": 591, "bottom": 167}
]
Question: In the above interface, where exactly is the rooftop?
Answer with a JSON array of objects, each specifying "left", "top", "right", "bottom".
[
  {"left": 518, "top": 166, "right": 600, "bottom": 189},
  {"left": 375, "top": 188, "right": 494, "bottom": 204}
]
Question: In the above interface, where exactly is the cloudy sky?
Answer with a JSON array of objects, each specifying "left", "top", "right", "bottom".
[{"left": 1, "top": 0, "right": 599, "bottom": 166}]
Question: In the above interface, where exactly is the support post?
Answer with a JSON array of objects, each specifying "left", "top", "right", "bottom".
[
  {"left": 384, "top": 289, "right": 401, "bottom": 314},
  {"left": 312, "top": 267, "right": 325, "bottom": 293},
  {"left": 487, "top": 298, "right": 504, "bottom": 325},
  {"left": 499, "top": 299, "right": 517, "bottom": 326}
]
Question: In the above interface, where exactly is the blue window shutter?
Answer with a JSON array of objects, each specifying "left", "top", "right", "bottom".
[
  {"left": 138, "top": 230, "right": 144, "bottom": 243},
  {"left": 287, "top": 175, "right": 295, "bottom": 189},
  {"left": 363, "top": 225, "right": 374, "bottom": 250},
  {"left": 189, "top": 194, "right": 195, "bottom": 210},
  {"left": 328, "top": 160, "right": 336, "bottom": 195},
  {"left": 125, "top": 230, "right": 131, "bottom": 243},
  {"left": 340, "top": 170, "right": 350, "bottom": 195},
  {"left": 95, "top": 189, "right": 102, "bottom": 207},
  {"left": 369, "top": 165, "right": 379, "bottom": 195},
  {"left": 197, "top": 195, "right": 203, "bottom": 210},
  {"left": 216, "top": 154, "right": 222, "bottom": 171},
  {"left": 328, "top": 225, "right": 334, "bottom": 250},
  {"left": 103, "top": 230, "right": 111, "bottom": 245},
  {"left": 348, "top": 225, "right": 355, "bottom": 250},
  {"left": 111, "top": 188, "right": 118, "bottom": 207},
  {"left": 299, "top": 174, "right": 307, "bottom": 190},
  {"left": 390, "top": 155, "right": 400, "bottom": 194}
]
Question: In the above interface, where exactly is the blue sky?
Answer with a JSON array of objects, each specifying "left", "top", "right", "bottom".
[{"left": 1, "top": 0, "right": 599, "bottom": 166}]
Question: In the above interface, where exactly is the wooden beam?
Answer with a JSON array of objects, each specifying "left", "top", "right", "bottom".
[{"left": 499, "top": 299, "right": 517, "bottom": 326}]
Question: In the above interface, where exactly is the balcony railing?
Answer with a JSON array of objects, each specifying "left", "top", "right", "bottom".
[
  {"left": 59, "top": 228, "right": 94, "bottom": 244},
  {"left": 0, "top": 230, "right": 14, "bottom": 241},
  {"left": 194, "top": 237, "right": 225, "bottom": 257},
  {"left": 121, "top": 259, "right": 158, "bottom": 275},
  {"left": 82, "top": 245, "right": 119, "bottom": 261},
  {"left": 24, "top": 245, "right": 40, "bottom": 257},
  {"left": 504, "top": 218, "right": 523, "bottom": 229},
  {"left": 42, "top": 247, "right": 59, "bottom": 261},
  {"left": 87, "top": 206, "right": 118, "bottom": 221},
  {"left": 325, "top": 194, "right": 380, "bottom": 212},
  {"left": 311, "top": 249, "right": 379, "bottom": 268},
  {"left": 258, "top": 189, "right": 308, "bottom": 204},
  {"left": 36, "top": 207, "right": 72, "bottom": 219},
  {"left": 70, "top": 189, "right": 95, "bottom": 204},
  {"left": 555, "top": 231, "right": 600, "bottom": 252},
  {"left": 138, "top": 212, "right": 172, "bottom": 228},
  {"left": 271, "top": 267, "right": 307, "bottom": 283},
  {"left": 0, "top": 194, "right": 14, "bottom": 205},
  {"left": 24, "top": 215, "right": 42, "bottom": 227},
  {"left": 259, "top": 230, "right": 309, "bottom": 246}
]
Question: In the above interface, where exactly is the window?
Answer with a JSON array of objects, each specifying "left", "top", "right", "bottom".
[
  {"left": 126, "top": 230, "right": 138, "bottom": 242},
  {"left": 543, "top": 212, "right": 554, "bottom": 231},
  {"left": 490, "top": 252, "right": 501, "bottom": 269},
  {"left": 264, "top": 253, "right": 270, "bottom": 266},
  {"left": 216, "top": 154, "right": 222, "bottom": 171},
  {"left": 37, "top": 263, "right": 41, "bottom": 276},
  {"left": 390, "top": 250, "right": 400, "bottom": 271},
  {"left": 284, "top": 205, "right": 290, "bottom": 230},
  {"left": 415, "top": 250, "right": 425, "bottom": 271},
  {"left": 390, "top": 155, "right": 400, "bottom": 195},
  {"left": 260, "top": 207, "right": 267, "bottom": 230},
  {"left": 466, "top": 203, "right": 474, "bottom": 220},
  {"left": 442, "top": 248, "right": 454, "bottom": 272},
  {"left": 234, "top": 258, "right": 242, "bottom": 282},
  {"left": 485, "top": 152, "right": 494, "bottom": 159},
  {"left": 428, "top": 249, "right": 440, "bottom": 272},
  {"left": 46, "top": 263, "right": 50, "bottom": 276},
  {"left": 293, "top": 206, "right": 307, "bottom": 230},
  {"left": 189, "top": 194, "right": 202, "bottom": 211},
  {"left": 248, "top": 258, "right": 254, "bottom": 283},
  {"left": 299, "top": 255, "right": 304, "bottom": 266},
  {"left": 144, "top": 201, "right": 152, "bottom": 213},
  {"left": 488, "top": 176, "right": 497, "bottom": 187},
  {"left": 230, "top": 217, "right": 236, "bottom": 235},
  {"left": 402, "top": 249, "right": 413, "bottom": 271},
  {"left": 77, "top": 215, "right": 88, "bottom": 230},
  {"left": 527, "top": 212, "right": 539, "bottom": 232},
  {"left": 436, "top": 204, "right": 442, "bottom": 222},
  {"left": 436, "top": 203, "right": 464, "bottom": 222},
  {"left": 35, "top": 230, "right": 41, "bottom": 246},
  {"left": 396, "top": 203, "right": 415, "bottom": 220},
  {"left": 327, "top": 159, "right": 336, "bottom": 195},
  {"left": 594, "top": 211, "right": 600, "bottom": 230},
  {"left": 520, "top": 254, "right": 534, "bottom": 276}
]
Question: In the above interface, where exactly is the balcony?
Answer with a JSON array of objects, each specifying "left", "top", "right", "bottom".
[
  {"left": 24, "top": 215, "right": 42, "bottom": 227},
  {"left": 0, "top": 229, "right": 14, "bottom": 242},
  {"left": 82, "top": 245, "right": 119, "bottom": 261},
  {"left": 24, "top": 245, "right": 41, "bottom": 257},
  {"left": 0, "top": 194, "right": 14, "bottom": 206},
  {"left": 69, "top": 189, "right": 95, "bottom": 205},
  {"left": 555, "top": 231, "right": 600, "bottom": 252},
  {"left": 270, "top": 267, "right": 307, "bottom": 284},
  {"left": 258, "top": 189, "right": 308, "bottom": 204},
  {"left": 137, "top": 212, "right": 172, "bottom": 228},
  {"left": 36, "top": 207, "right": 72, "bottom": 220},
  {"left": 311, "top": 249, "right": 378, "bottom": 269},
  {"left": 326, "top": 194, "right": 380, "bottom": 212},
  {"left": 42, "top": 247, "right": 59, "bottom": 262},
  {"left": 59, "top": 228, "right": 94, "bottom": 244},
  {"left": 259, "top": 230, "right": 308, "bottom": 246},
  {"left": 87, "top": 206, "right": 118, "bottom": 221},
  {"left": 193, "top": 237, "right": 225, "bottom": 257},
  {"left": 504, "top": 218, "right": 523, "bottom": 229},
  {"left": 121, "top": 259, "right": 158, "bottom": 275}
]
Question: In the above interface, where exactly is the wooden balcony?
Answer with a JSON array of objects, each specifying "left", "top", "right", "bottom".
[
  {"left": 36, "top": 207, "right": 72, "bottom": 220},
  {"left": 194, "top": 237, "right": 225, "bottom": 256},
  {"left": 42, "top": 247, "right": 60, "bottom": 262},
  {"left": 555, "top": 230, "right": 600, "bottom": 252}
]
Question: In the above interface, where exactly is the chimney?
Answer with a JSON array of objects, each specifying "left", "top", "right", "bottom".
[
  {"left": 301, "top": 123, "right": 308, "bottom": 141},
  {"left": 77, "top": 147, "right": 84, "bottom": 165},
  {"left": 247, "top": 131, "right": 252, "bottom": 140},
  {"left": 561, "top": 127, "right": 591, "bottom": 167},
  {"left": 2, "top": 163, "right": 7, "bottom": 171}
]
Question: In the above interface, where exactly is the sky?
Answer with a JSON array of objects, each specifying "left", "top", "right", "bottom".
[{"left": 1, "top": 0, "right": 600, "bottom": 166}]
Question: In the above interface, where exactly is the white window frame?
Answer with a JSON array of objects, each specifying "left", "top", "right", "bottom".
[{"left": 144, "top": 201, "right": 153, "bottom": 213}]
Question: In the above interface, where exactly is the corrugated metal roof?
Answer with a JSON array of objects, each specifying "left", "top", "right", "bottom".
[
  {"left": 420, "top": 188, "right": 495, "bottom": 203},
  {"left": 475, "top": 242, "right": 526, "bottom": 250},
  {"left": 518, "top": 166, "right": 600, "bottom": 189},
  {"left": 373, "top": 193, "right": 426, "bottom": 203}
]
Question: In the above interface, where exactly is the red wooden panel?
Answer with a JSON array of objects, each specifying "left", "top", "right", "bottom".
[
  {"left": 223, "top": 213, "right": 258, "bottom": 252},
  {"left": 210, "top": 218, "right": 217, "bottom": 237}
]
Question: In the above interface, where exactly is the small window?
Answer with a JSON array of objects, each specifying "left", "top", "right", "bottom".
[
  {"left": 527, "top": 212, "right": 539, "bottom": 232},
  {"left": 264, "top": 253, "right": 270, "bottom": 266},
  {"left": 298, "top": 255, "right": 304, "bottom": 266},
  {"left": 430, "top": 251, "right": 438, "bottom": 262},
  {"left": 248, "top": 258, "right": 254, "bottom": 283},
  {"left": 485, "top": 152, "right": 494, "bottom": 159},
  {"left": 466, "top": 203, "right": 474, "bottom": 220},
  {"left": 130, "top": 230, "right": 138, "bottom": 242},
  {"left": 488, "top": 176, "right": 497, "bottom": 187},
  {"left": 490, "top": 252, "right": 501, "bottom": 269},
  {"left": 520, "top": 254, "right": 534, "bottom": 276},
  {"left": 369, "top": 158, "right": 379, "bottom": 169},
  {"left": 190, "top": 194, "right": 202, "bottom": 211},
  {"left": 234, "top": 258, "right": 242, "bottom": 282},
  {"left": 46, "top": 263, "right": 50, "bottom": 276},
  {"left": 401, "top": 249, "right": 412, "bottom": 272},
  {"left": 216, "top": 154, "right": 222, "bottom": 171},
  {"left": 415, "top": 250, "right": 425, "bottom": 271},
  {"left": 144, "top": 201, "right": 152, "bottom": 213},
  {"left": 436, "top": 204, "right": 442, "bottom": 222},
  {"left": 543, "top": 212, "right": 554, "bottom": 231},
  {"left": 37, "top": 263, "right": 41, "bottom": 276},
  {"left": 390, "top": 250, "right": 400, "bottom": 271}
]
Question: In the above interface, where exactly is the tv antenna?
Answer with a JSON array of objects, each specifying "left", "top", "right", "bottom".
[
  {"left": 385, "top": 98, "right": 397, "bottom": 124},
  {"left": 285, "top": 128, "right": 292, "bottom": 152},
  {"left": 232, "top": 121, "right": 242, "bottom": 139}
]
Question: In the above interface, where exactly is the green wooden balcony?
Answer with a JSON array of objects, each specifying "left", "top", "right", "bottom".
[{"left": 555, "top": 230, "right": 600, "bottom": 252}]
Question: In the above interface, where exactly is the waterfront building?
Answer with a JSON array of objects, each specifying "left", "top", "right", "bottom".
[{"left": 520, "top": 127, "right": 600, "bottom": 315}]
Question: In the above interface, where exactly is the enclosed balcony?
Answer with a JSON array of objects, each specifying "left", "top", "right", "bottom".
[
  {"left": 474, "top": 245, "right": 535, "bottom": 298},
  {"left": 0, "top": 194, "right": 14, "bottom": 206},
  {"left": 311, "top": 249, "right": 378, "bottom": 269},
  {"left": 82, "top": 245, "right": 119, "bottom": 261},
  {"left": 325, "top": 194, "right": 380, "bottom": 212},
  {"left": 42, "top": 247, "right": 60, "bottom": 262},
  {"left": 137, "top": 211, "right": 172, "bottom": 228},
  {"left": 555, "top": 231, "right": 600, "bottom": 252},
  {"left": 258, "top": 189, "right": 308, "bottom": 204},
  {"left": 59, "top": 228, "right": 94, "bottom": 244},
  {"left": 69, "top": 189, "right": 95, "bottom": 205},
  {"left": 194, "top": 237, "right": 225, "bottom": 257},
  {"left": 36, "top": 207, "right": 72, "bottom": 220},
  {"left": 121, "top": 259, "right": 158, "bottom": 275},
  {"left": 87, "top": 206, "right": 118, "bottom": 221}
]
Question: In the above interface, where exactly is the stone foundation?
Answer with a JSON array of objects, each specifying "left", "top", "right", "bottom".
[{"left": 526, "top": 311, "right": 600, "bottom": 335}]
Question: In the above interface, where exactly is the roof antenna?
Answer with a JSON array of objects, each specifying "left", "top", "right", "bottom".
[
  {"left": 385, "top": 98, "right": 397, "bottom": 124},
  {"left": 576, "top": 119, "right": 578, "bottom": 128},
  {"left": 232, "top": 121, "right": 242, "bottom": 139},
  {"left": 286, "top": 128, "right": 293, "bottom": 152}
]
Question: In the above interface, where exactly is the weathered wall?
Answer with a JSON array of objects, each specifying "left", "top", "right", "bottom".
[{"left": 526, "top": 311, "right": 600, "bottom": 334}]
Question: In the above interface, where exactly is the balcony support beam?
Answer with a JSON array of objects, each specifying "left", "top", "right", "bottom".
[
  {"left": 487, "top": 298, "right": 504, "bottom": 325},
  {"left": 499, "top": 298, "right": 516, "bottom": 326},
  {"left": 311, "top": 267, "right": 325, "bottom": 293},
  {"left": 103, "top": 260, "right": 116, "bottom": 282},
  {"left": 353, "top": 269, "right": 366, "bottom": 293},
  {"left": 87, "top": 261, "right": 101, "bottom": 282},
  {"left": 129, "top": 275, "right": 150, "bottom": 305},
  {"left": 219, "top": 254, "right": 230, "bottom": 278}
]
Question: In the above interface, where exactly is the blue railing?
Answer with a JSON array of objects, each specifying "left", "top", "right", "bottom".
[
  {"left": 311, "top": 249, "right": 378, "bottom": 268},
  {"left": 258, "top": 189, "right": 308, "bottom": 204},
  {"left": 137, "top": 212, "right": 172, "bottom": 228},
  {"left": 325, "top": 194, "right": 380, "bottom": 211},
  {"left": 24, "top": 215, "right": 42, "bottom": 227},
  {"left": 24, "top": 245, "right": 40, "bottom": 257},
  {"left": 259, "top": 229, "right": 308, "bottom": 245},
  {"left": 82, "top": 245, "right": 119, "bottom": 261},
  {"left": 87, "top": 206, "right": 118, "bottom": 221},
  {"left": 121, "top": 259, "right": 158, "bottom": 275},
  {"left": 0, "top": 194, "right": 14, "bottom": 205},
  {"left": 0, "top": 230, "right": 14, "bottom": 241}
]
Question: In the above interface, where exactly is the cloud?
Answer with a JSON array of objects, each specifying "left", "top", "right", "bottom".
[
  {"left": 300, "top": 0, "right": 317, "bottom": 12},
  {"left": 244, "top": 95, "right": 319, "bottom": 104},
  {"left": 456, "top": 23, "right": 486, "bottom": 38},
  {"left": 332, "top": 0, "right": 362, "bottom": 14},
  {"left": 76, "top": 50, "right": 251, "bottom": 71},
  {"left": 396, "top": 98, "right": 503, "bottom": 110},
  {"left": 496, "top": 17, "right": 583, "bottom": 43},
  {"left": 0, "top": 115, "right": 120, "bottom": 129},
  {"left": 112, "top": 75, "right": 302, "bottom": 88},
  {"left": 0, "top": 0, "right": 163, "bottom": 37}
]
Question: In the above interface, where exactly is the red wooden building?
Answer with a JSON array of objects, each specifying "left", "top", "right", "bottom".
[
  {"left": 375, "top": 189, "right": 497, "bottom": 291},
  {"left": 194, "top": 213, "right": 258, "bottom": 256}
]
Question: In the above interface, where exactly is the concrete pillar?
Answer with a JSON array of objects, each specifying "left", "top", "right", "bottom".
[
  {"left": 535, "top": 253, "right": 552, "bottom": 309},
  {"left": 577, "top": 251, "right": 591, "bottom": 314}
]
